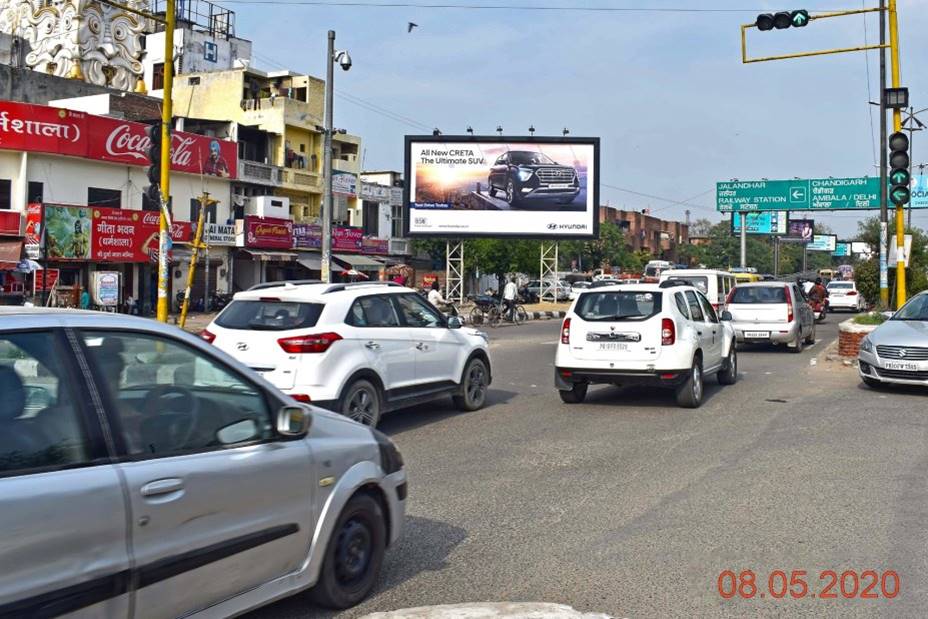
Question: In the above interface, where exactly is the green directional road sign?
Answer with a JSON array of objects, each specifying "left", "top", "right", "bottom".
[{"left": 716, "top": 176, "right": 928, "bottom": 212}]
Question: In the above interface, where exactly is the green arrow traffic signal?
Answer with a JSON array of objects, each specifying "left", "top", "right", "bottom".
[
  {"left": 891, "top": 187, "right": 911, "bottom": 206},
  {"left": 791, "top": 10, "right": 809, "bottom": 27},
  {"left": 891, "top": 169, "right": 910, "bottom": 185}
]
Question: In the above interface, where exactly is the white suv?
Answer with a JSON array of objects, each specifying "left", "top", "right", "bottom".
[
  {"left": 203, "top": 281, "right": 492, "bottom": 427},
  {"left": 554, "top": 282, "right": 737, "bottom": 408}
]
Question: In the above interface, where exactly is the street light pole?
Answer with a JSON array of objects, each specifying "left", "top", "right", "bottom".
[
  {"left": 878, "top": 0, "right": 889, "bottom": 308},
  {"left": 156, "top": 0, "right": 176, "bottom": 322},
  {"left": 321, "top": 30, "right": 335, "bottom": 284}
]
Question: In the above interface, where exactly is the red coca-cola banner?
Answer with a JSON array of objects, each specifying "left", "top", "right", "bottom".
[
  {"left": 244, "top": 216, "right": 293, "bottom": 250},
  {"left": 0, "top": 100, "right": 237, "bottom": 179}
]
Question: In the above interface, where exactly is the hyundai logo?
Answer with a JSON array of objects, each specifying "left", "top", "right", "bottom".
[
  {"left": 547, "top": 223, "right": 558, "bottom": 230},
  {"left": 236, "top": 342, "right": 249, "bottom": 351}
]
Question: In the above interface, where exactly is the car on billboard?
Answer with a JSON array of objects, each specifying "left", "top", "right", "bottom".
[{"left": 487, "top": 150, "right": 580, "bottom": 207}]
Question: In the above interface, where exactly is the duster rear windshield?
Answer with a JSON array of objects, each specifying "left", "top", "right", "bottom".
[{"left": 576, "top": 291, "right": 662, "bottom": 322}]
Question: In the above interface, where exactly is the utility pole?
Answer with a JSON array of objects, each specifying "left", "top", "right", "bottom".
[
  {"left": 155, "top": 0, "right": 176, "bottom": 322},
  {"left": 740, "top": 220, "right": 747, "bottom": 269},
  {"left": 879, "top": 0, "right": 889, "bottom": 308},
  {"left": 204, "top": 209, "right": 211, "bottom": 311},
  {"left": 321, "top": 30, "right": 335, "bottom": 284},
  {"left": 178, "top": 192, "right": 213, "bottom": 329},
  {"left": 888, "top": 0, "right": 906, "bottom": 308}
]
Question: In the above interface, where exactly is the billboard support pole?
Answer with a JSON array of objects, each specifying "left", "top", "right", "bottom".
[
  {"left": 773, "top": 236, "right": 779, "bottom": 278},
  {"left": 446, "top": 240, "right": 465, "bottom": 306},
  {"left": 740, "top": 222, "right": 747, "bottom": 269},
  {"left": 540, "top": 242, "right": 559, "bottom": 303}
]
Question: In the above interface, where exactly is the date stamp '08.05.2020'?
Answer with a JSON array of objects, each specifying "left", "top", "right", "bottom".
[{"left": 717, "top": 570, "right": 900, "bottom": 601}]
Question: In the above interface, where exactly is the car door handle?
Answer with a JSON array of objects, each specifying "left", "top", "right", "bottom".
[
  {"left": 365, "top": 341, "right": 381, "bottom": 350},
  {"left": 141, "top": 478, "right": 184, "bottom": 497}
]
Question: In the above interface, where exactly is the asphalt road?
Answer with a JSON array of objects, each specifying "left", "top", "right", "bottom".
[{"left": 250, "top": 316, "right": 928, "bottom": 618}]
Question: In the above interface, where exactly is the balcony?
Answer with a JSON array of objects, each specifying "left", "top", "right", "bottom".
[
  {"left": 282, "top": 168, "right": 322, "bottom": 192},
  {"left": 333, "top": 157, "right": 359, "bottom": 174},
  {"left": 241, "top": 98, "right": 323, "bottom": 133},
  {"left": 237, "top": 160, "right": 283, "bottom": 187}
]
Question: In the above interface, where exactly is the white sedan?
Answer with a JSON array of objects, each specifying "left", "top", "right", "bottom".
[{"left": 827, "top": 281, "right": 865, "bottom": 312}]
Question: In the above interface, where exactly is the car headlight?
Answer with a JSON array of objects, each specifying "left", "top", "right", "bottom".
[
  {"left": 517, "top": 167, "right": 534, "bottom": 182},
  {"left": 373, "top": 429, "right": 404, "bottom": 475},
  {"left": 859, "top": 336, "right": 873, "bottom": 353}
]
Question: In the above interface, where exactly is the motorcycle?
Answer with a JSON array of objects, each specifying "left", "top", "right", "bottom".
[{"left": 810, "top": 297, "right": 829, "bottom": 322}]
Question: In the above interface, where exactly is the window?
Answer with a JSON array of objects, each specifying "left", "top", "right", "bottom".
[
  {"left": 88, "top": 187, "right": 121, "bottom": 209},
  {"left": 730, "top": 286, "right": 787, "bottom": 304},
  {"left": 698, "top": 293, "right": 719, "bottom": 323},
  {"left": 391, "top": 204, "right": 404, "bottom": 238},
  {"left": 81, "top": 332, "right": 274, "bottom": 456},
  {"left": 190, "top": 198, "right": 217, "bottom": 224},
  {"left": 152, "top": 63, "right": 165, "bottom": 90},
  {"left": 0, "top": 179, "right": 10, "bottom": 210},
  {"left": 0, "top": 331, "right": 92, "bottom": 474},
  {"left": 362, "top": 201, "right": 379, "bottom": 236},
  {"left": 674, "top": 292, "right": 690, "bottom": 320},
  {"left": 575, "top": 291, "right": 662, "bottom": 322},
  {"left": 187, "top": 76, "right": 200, "bottom": 86},
  {"left": 28, "top": 181, "right": 43, "bottom": 204},
  {"left": 395, "top": 294, "right": 444, "bottom": 328},
  {"left": 215, "top": 300, "right": 324, "bottom": 331},
  {"left": 685, "top": 291, "right": 705, "bottom": 321},
  {"left": 347, "top": 296, "right": 401, "bottom": 327},
  {"left": 666, "top": 275, "right": 708, "bottom": 294}
]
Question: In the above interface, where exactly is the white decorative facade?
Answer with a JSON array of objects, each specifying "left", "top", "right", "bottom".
[{"left": 0, "top": 0, "right": 149, "bottom": 90}]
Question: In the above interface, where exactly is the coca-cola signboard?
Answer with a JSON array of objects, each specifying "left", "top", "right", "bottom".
[
  {"left": 0, "top": 100, "right": 237, "bottom": 178},
  {"left": 244, "top": 216, "right": 293, "bottom": 249}
]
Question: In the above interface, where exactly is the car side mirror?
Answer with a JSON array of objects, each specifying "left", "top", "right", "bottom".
[
  {"left": 447, "top": 316, "right": 463, "bottom": 329},
  {"left": 277, "top": 405, "right": 311, "bottom": 437},
  {"left": 881, "top": 310, "right": 895, "bottom": 320},
  {"left": 720, "top": 311, "right": 733, "bottom": 321}
]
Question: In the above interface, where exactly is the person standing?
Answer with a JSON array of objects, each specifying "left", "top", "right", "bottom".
[{"left": 503, "top": 277, "right": 518, "bottom": 321}]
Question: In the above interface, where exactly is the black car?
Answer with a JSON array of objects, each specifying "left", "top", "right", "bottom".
[{"left": 487, "top": 151, "right": 580, "bottom": 207}]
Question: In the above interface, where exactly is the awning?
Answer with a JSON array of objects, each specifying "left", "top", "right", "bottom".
[
  {"left": 240, "top": 250, "right": 298, "bottom": 262},
  {"left": 171, "top": 248, "right": 224, "bottom": 264},
  {"left": 296, "top": 253, "right": 345, "bottom": 272},
  {"left": 0, "top": 240, "right": 23, "bottom": 270},
  {"left": 334, "top": 253, "right": 385, "bottom": 270}
]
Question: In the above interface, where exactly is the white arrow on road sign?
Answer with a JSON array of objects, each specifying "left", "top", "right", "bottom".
[{"left": 789, "top": 186, "right": 807, "bottom": 203}]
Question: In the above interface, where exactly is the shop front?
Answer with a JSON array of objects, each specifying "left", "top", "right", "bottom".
[
  {"left": 0, "top": 211, "right": 25, "bottom": 304},
  {"left": 233, "top": 215, "right": 297, "bottom": 290}
]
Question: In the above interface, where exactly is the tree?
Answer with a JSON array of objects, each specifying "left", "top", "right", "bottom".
[
  {"left": 854, "top": 216, "right": 928, "bottom": 308},
  {"left": 688, "top": 218, "right": 716, "bottom": 238}
]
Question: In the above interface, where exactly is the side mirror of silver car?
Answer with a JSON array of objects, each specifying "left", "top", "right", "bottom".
[
  {"left": 720, "top": 311, "right": 733, "bottom": 321},
  {"left": 277, "top": 405, "right": 311, "bottom": 437},
  {"left": 447, "top": 316, "right": 463, "bottom": 329}
]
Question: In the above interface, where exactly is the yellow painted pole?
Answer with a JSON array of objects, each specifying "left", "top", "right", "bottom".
[
  {"left": 889, "top": 0, "right": 906, "bottom": 307},
  {"left": 179, "top": 193, "right": 210, "bottom": 329},
  {"left": 156, "top": 0, "right": 175, "bottom": 322}
]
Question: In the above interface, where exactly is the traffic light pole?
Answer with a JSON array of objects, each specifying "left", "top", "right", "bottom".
[
  {"left": 879, "top": 0, "right": 889, "bottom": 308},
  {"left": 156, "top": 0, "right": 176, "bottom": 322},
  {"left": 888, "top": 0, "right": 906, "bottom": 307}
]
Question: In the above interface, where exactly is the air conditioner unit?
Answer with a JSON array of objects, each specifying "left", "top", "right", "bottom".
[{"left": 244, "top": 195, "right": 290, "bottom": 219}]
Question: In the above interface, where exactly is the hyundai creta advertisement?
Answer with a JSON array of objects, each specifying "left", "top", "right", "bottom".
[{"left": 405, "top": 135, "right": 599, "bottom": 238}]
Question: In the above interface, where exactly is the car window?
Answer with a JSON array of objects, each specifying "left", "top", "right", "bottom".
[
  {"left": 730, "top": 286, "right": 788, "bottom": 304},
  {"left": 893, "top": 294, "right": 928, "bottom": 321},
  {"left": 667, "top": 276, "right": 708, "bottom": 294},
  {"left": 348, "top": 295, "right": 401, "bottom": 328},
  {"left": 828, "top": 282, "right": 854, "bottom": 290},
  {"left": 575, "top": 291, "right": 662, "bottom": 321},
  {"left": 698, "top": 293, "right": 719, "bottom": 323},
  {"left": 81, "top": 332, "right": 274, "bottom": 457},
  {"left": 215, "top": 300, "right": 324, "bottom": 331},
  {"left": 0, "top": 331, "right": 92, "bottom": 475},
  {"left": 395, "top": 294, "right": 444, "bottom": 328},
  {"left": 674, "top": 292, "right": 690, "bottom": 319},
  {"left": 685, "top": 290, "right": 705, "bottom": 321}
]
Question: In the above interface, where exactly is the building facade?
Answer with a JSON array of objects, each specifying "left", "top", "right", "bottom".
[{"left": 600, "top": 206, "right": 689, "bottom": 262}]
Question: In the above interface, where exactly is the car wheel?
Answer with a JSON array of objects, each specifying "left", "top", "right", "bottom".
[
  {"left": 862, "top": 376, "right": 883, "bottom": 389},
  {"left": 310, "top": 493, "right": 387, "bottom": 609},
  {"left": 675, "top": 358, "right": 703, "bottom": 408},
  {"left": 805, "top": 322, "right": 816, "bottom": 345},
  {"left": 506, "top": 179, "right": 519, "bottom": 206},
  {"left": 791, "top": 330, "right": 804, "bottom": 354},
  {"left": 718, "top": 345, "right": 737, "bottom": 385},
  {"left": 559, "top": 382, "right": 588, "bottom": 404},
  {"left": 453, "top": 357, "right": 489, "bottom": 411},
  {"left": 340, "top": 379, "right": 382, "bottom": 427}
]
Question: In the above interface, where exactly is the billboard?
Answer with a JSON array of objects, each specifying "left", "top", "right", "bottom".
[
  {"left": 833, "top": 242, "right": 850, "bottom": 257},
  {"left": 731, "top": 211, "right": 787, "bottom": 235},
  {"left": 807, "top": 234, "right": 837, "bottom": 252},
  {"left": 786, "top": 219, "right": 814, "bottom": 242},
  {"left": 404, "top": 135, "right": 599, "bottom": 238}
]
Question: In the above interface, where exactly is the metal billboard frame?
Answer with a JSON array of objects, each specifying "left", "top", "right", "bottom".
[{"left": 403, "top": 134, "right": 601, "bottom": 240}]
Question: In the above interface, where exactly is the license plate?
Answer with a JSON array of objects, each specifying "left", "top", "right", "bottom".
[
  {"left": 744, "top": 331, "right": 770, "bottom": 339},
  {"left": 883, "top": 361, "right": 919, "bottom": 371},
  {"left": 548, "top": 183, "right": 572, "bottom": 189},
  {"left": 598, "top": 342, "right": 629, "bottom": 351}
]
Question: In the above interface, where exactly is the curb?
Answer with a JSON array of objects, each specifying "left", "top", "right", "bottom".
[{"left": 527, "top": 310, "right": 566, "bottom": 321}]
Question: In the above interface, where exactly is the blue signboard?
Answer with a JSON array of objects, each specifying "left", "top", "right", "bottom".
[
  {"left": 832, "top": 242, "right": 850, "bottom": 257},
  {"left": 731, "top": 211, "right": 787, "bottom": 235},
  {"left": 913, "top": 174, "right": 928, "bottom": 209},
  {"left": 807, "top": 234, "right": 837, "bottom": 252}
]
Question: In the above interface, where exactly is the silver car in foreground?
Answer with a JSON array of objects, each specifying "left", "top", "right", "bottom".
[
  {"left": 726, "top": 281, "right": 816, "bottom": 352},
  {"left": 858, "top": 291, "right": 928, "bottom": 388},
  {"left": 0, "top": 308, "right": 406, "bottom": 617}
]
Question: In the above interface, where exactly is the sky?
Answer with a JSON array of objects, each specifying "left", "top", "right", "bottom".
[{"left": 223, "top": 0, "right": 928, "bottom": 238}]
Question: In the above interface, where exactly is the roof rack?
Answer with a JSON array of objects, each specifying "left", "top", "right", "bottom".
[
  {"left": 321, "top": 281, "right": 403, "bottom": 295},
  {"left": 658, "top": 279, "right": 691, "bottom": 289},
  {"left": 246, "top": 279, "right": 323, "bottom": 291}
]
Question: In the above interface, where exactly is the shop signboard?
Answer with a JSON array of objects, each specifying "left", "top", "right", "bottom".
[
  {"left": 361, "top": 236, "right": 389, "bottom": 255},
  {"left": 204, "top": 223, "right": 236, "bottom": 246},
  {"left": 332, "top": 226, "right": 363, "bottom": 252},
  {"left": 360, "top": 182, "right": 391, "bottom": 203},
  {"left": 92, "top": 271, "right": 120, "bottom": 306},
  {"left": 293, "top": 223, "right": 322, "bottom": 249},
  {"left": 244, "top": 216, "right": 293, "bottom": 249},
  {"left": 332, "top": 171, "right": 357, "bottom": 196}
]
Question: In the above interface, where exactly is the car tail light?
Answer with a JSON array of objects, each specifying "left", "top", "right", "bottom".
[
  {"left": 290, "top": 394, "right": 312, "bottom": 403},
  {"left": 847, "top": 291, "right": 858, "bottom": 296},
  {"left": 784, "top": 286, "right": 794, "bottom": 322},
  {"left": 560, "top": 318, "right": 571, "bottom": 344},
  {"left": 661, "top": 318, "right": 676, "bottom": 346},
  {"left": 278, "top": 332, "right": 342, "bottom": 354},
  {"left": 199, "top": 329, "right": 216, "bottom": 344}
]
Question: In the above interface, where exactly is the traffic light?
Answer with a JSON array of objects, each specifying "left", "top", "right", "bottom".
[
  {"left": 756, "top": 10, "right": 809, "bottom": 31},
  {"left": 889, "top": 131, "right": 911, "bottom": 207},
  {"left": 145, "top": 121, "right": 164, "bottom": 203}
]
